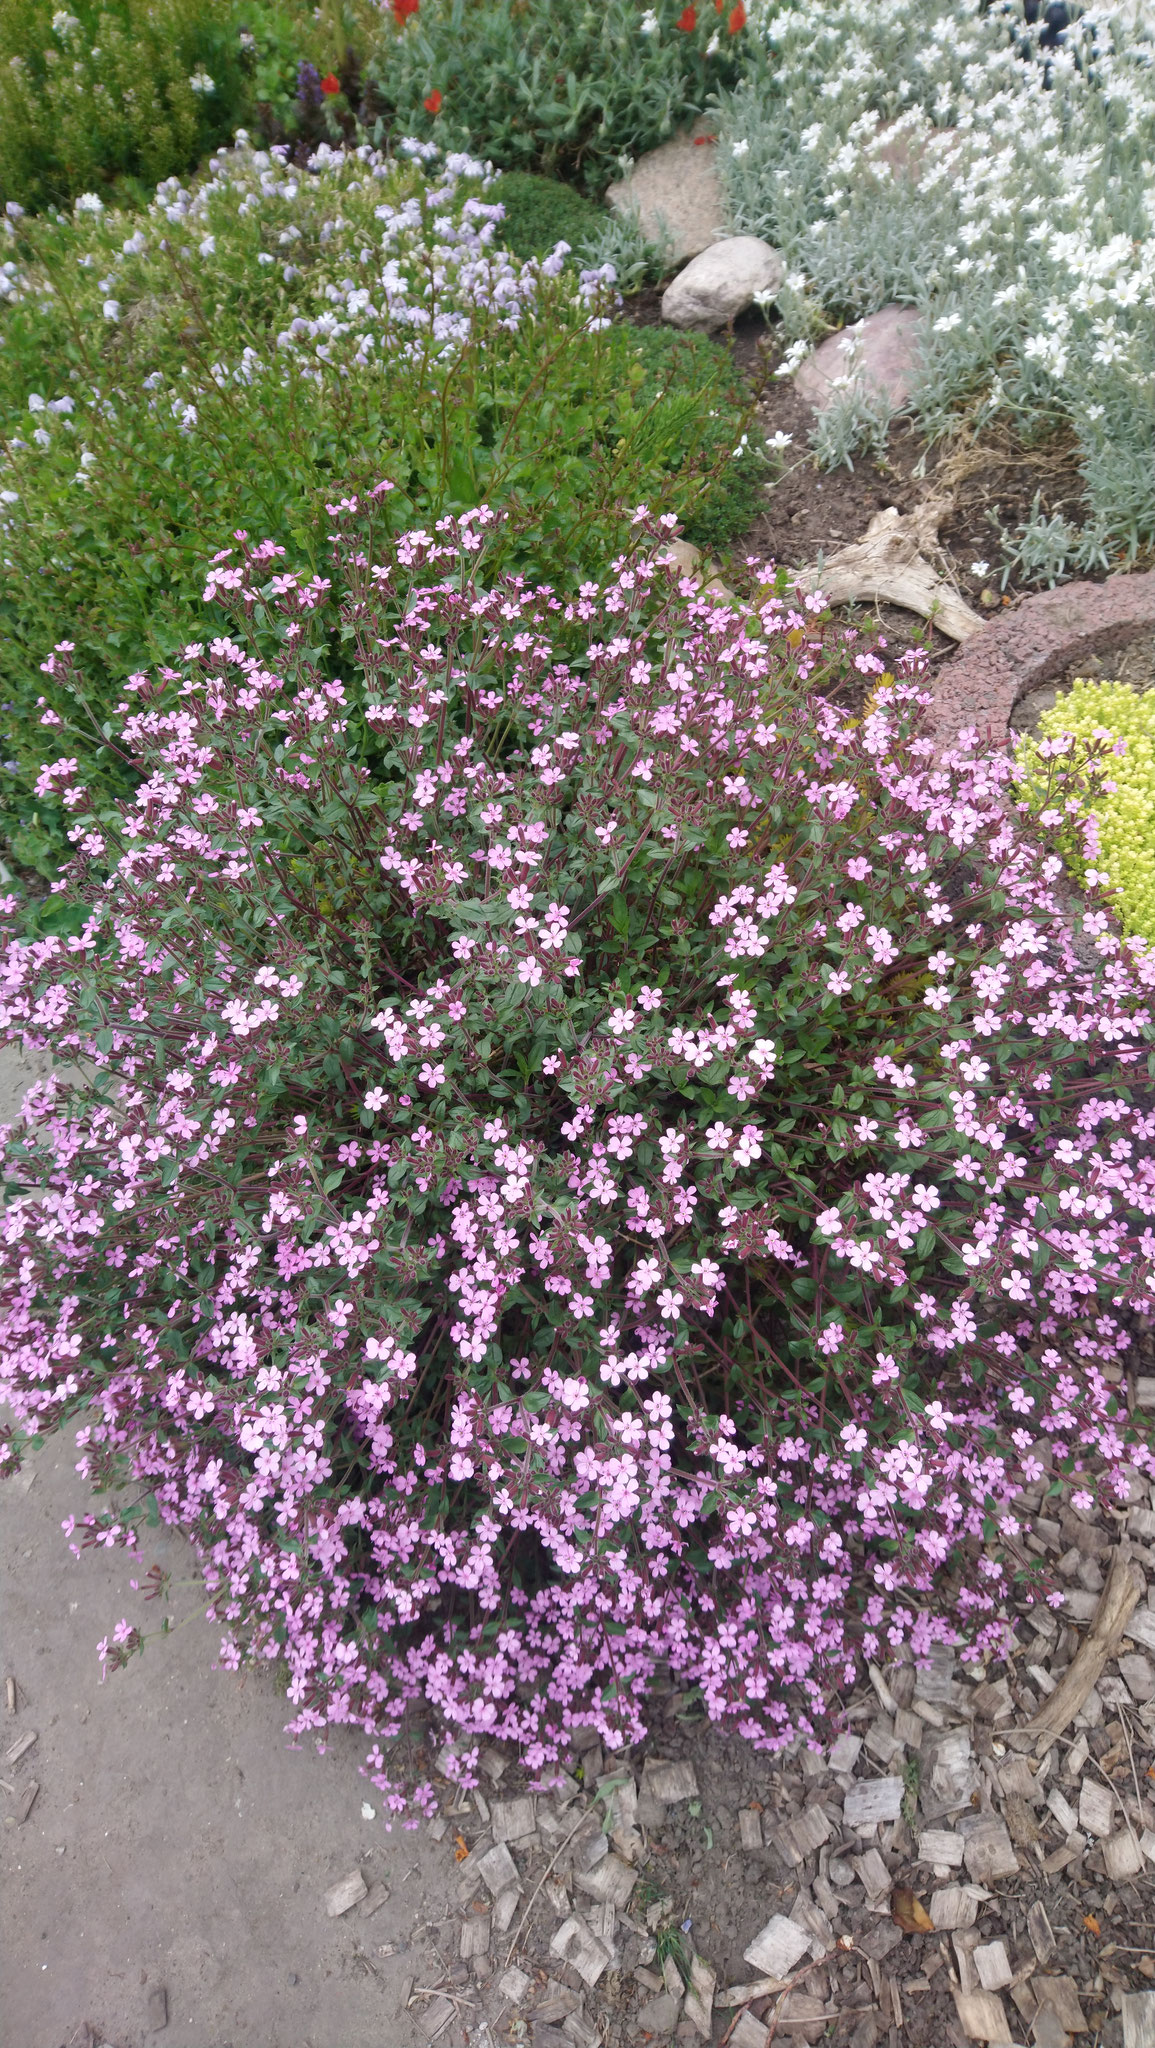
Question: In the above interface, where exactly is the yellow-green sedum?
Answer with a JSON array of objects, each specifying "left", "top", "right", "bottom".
[{"left": 1017, "top": 678, "right": 1155, "bottom": 944}]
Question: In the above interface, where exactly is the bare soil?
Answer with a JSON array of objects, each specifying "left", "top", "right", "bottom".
[{"left": 624, "top": 296, "right": 1123, "bottom": 666}]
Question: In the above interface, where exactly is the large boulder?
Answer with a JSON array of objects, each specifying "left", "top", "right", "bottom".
[
  {"left": 794, "top": 305, "right": 922, "bottom": 413},
  {"left": 660, "top": 235, "right": 785, "bottom": 332},
  {"left": 605, "top": 120, "right": 724, "bottom": 265}
]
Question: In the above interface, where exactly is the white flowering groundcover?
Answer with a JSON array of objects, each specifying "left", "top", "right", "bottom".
[{"left": 719, "top": 0, "right": 1155, "bottom": 571}]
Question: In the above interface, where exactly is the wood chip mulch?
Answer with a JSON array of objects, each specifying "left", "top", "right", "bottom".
[{"left": 403, "top": 1374, "right": 1155, "bottom": 2048}]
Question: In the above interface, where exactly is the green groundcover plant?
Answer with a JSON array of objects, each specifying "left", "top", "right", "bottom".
[
  {"left": 718, "top": 0, "right": 1155, "bottom": 564},
  {"left": 0, "top": 136, "right": 761, "bottom": 873},
  {"left": 362, "top": 0, "right": 747, "bottom": 195},
  {"left": 482, "top": 168, "right": 605, "bottom": 264},
  {"left": 1, "top": 499, "right": 1153, "bottom": 1789},
  {"left": 1017, "top": 678, "right": 1155, "bottom": 945}
]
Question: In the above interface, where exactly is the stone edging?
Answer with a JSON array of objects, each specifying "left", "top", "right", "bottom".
[{"left": 929, "top": 570, "right": 1155, "bottom": 746}]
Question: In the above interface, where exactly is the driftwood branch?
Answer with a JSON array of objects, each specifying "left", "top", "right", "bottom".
[
  {"left": 797, "top": 503, "right": 985, "bottom": 643},
  {"left": 1026, "top": 1549, "right": 1143, "bottom": 1757}
]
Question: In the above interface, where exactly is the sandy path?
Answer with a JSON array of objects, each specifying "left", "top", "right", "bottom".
[{"left": 1, "top": 1422, "right": 439, "bottom": 2048}]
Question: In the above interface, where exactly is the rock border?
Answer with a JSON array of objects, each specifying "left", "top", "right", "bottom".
[{"left": 930, "top": 570, "right": 1155, "bottom": 747}]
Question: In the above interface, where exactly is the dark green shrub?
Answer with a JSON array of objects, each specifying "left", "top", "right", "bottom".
[
  {"left": 363, "top": 0, "right": 745, "bottom": 195},
  {"left": 624, "top": 326, "right": 769, "bottom": 555},
  {"left": 489, "top": 170, "right": 604, "bottom": 262}
]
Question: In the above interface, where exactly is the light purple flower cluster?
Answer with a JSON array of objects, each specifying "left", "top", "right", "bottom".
[{"left": 1, "top": 498, "right": 1153, "bottom": 1789}]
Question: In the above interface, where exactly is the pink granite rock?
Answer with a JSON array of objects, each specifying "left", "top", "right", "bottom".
[
  {"left": 794, "top": 305, "right": 923, "bottom": 414},
  {"left": 606, "top": 120, "right": 724, "bottom": 267},
  {"left": 930, "top": 572, "right": 1155, "bottom": 749}
]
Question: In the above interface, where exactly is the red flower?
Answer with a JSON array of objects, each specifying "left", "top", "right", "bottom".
[
  {"left": 676, "top": 5, "right": 696, "bottom": 26},
  {"left": 392, "top": 0, "right": 418, "bottom": 21},
  {"left": 728, "top": 1, "right": 746, "bottom": 26},
  {"left": 714, "top": 0, "right": 724, "bottom": 12},
  {"left": 423, "top": 88, "right": 442, "bottom": 114},
  {"left": 320, "top": 71, "right": 341, "bottom": 94}
]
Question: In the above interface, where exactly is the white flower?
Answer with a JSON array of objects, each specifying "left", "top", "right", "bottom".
[
  {"left": 189, "top": 71, "right": 215, "bottom": 94},
  {"left": 640, "top": 7, "right": 659, "bottom": 31},
  {"left": 970, "top": 560, "right": 990, "bottom": 577},
  {"left": 102, "top": 299, "right": 120, "bottom": 321},
  {"left": 52, "top": 10, "right": 80, "bottom": 34},
  {"left": 199, "top": 235, "right": 216, "bottom": 257},
  {"left": 731, "top": 138, "right": 750, "bottom": 158},
  {"left": 74, "top": 192, "right": 104, "bottom": 214},
  {"left": 766, "top": 430, "right": 793, "bottom": 451},
  {"left": 0, "top": 490, "right": 18, "bottom": 504},
  {"left": 26, "top": 393, "right": 45, "bottom": 412}
]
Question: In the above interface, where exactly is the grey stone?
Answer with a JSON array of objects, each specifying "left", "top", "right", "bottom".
[
  {"left": 606, "top": 121, "right": 724, "bottom": 265},
  {"left": 661, "top": 235, "right": 785, "bottom": 332},
  {"left": 794, "top": 305, "right": 922, "bottom": 415}
]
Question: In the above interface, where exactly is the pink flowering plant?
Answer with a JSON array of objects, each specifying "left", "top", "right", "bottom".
[{"left": 1, "top": 497, "right": 1154, "bottom": 1786}]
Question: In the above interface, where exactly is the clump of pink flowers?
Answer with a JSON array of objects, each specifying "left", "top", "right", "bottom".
[{"left": 1, "top": 494, "right": 1153, "bottom": 1782}]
